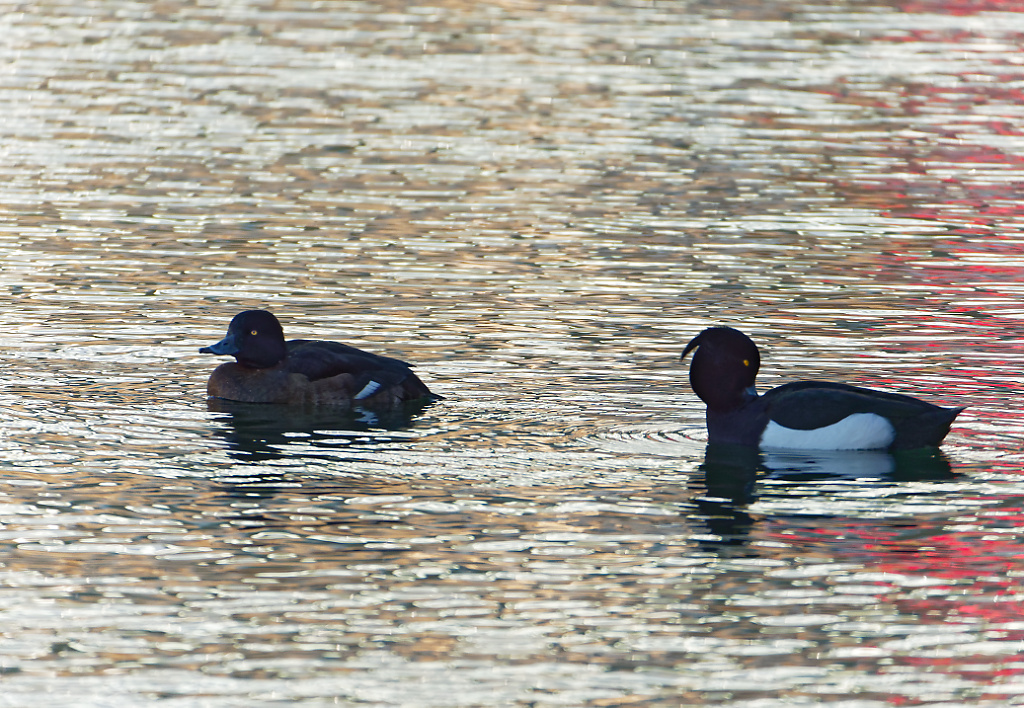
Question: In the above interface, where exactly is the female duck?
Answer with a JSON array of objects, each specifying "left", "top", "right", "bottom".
[
  {"left": 200, "top": 310, "right": 438, "bottom": 407},
  {"left": 681, "top": 326, "right": 962, "bottom": 450}
]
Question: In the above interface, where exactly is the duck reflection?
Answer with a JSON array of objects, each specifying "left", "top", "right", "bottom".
[
  {"left": 207, "top": 397, "right": 436, "bottom": 463},
  {"left": 691, "top": 444, "right": 958, "bottom": 548},
  {"left": 761, "top": 447, "right": 957, "bottom": 483},
  {"left": 691, "top": 444, "right": 760, "bottom": 546}
]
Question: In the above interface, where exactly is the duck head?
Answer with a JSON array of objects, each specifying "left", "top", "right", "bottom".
[
  {"left": 681, "top": 326, "right": 760, "bottom": 412},
  {"left": 200, "top": 310, "right": 288, "bottom": 369}
]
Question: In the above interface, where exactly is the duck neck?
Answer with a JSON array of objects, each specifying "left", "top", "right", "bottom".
[{"left": 706, "top": 397, "right": 767, "bottom": 447}]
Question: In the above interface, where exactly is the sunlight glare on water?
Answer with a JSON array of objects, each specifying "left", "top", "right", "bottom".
[{"left": 0, "top": 0, "right": 1023, "bottom": 706}]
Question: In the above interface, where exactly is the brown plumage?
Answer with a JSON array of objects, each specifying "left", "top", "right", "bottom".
[{"left": 200, "top": 310, "right": 438, "bottom": 408}]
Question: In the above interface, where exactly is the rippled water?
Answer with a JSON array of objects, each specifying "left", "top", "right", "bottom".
[{"left": 2, "top": 0, "right": 1024, "bottom": 705}]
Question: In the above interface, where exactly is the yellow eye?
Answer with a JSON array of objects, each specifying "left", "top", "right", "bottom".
[
  {"left": 742, "top": 359, "right": 750, "bottom": 367},
  {"left": 250, "top": 329, "right": 258, "bottom": 336}
]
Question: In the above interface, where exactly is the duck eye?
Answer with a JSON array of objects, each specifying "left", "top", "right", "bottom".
[
  {"left": 250, "top": 329, "right": 258, "bottom": 336},
  {"left": 742, "top": 359, "right": 750, "bottom": 367}
]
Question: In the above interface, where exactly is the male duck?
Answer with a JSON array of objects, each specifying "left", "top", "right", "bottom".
[
  {"left": 681, "top": 326, "right": 962, "bottom": 450},
  {"left": 200, "top": 310, "right": 438, "bottom": 407}
]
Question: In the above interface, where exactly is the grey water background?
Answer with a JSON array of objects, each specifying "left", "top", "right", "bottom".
[{"left": 1, "top": 0, "right": 1024, "bottom": 705}]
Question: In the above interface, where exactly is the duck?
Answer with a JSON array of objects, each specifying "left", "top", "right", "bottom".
[
  {"left": 681, "top": 326, "right": 962, "bottom": 450},
  {"left": 199, "top": 310, "right": 439, "bottom": 407}
]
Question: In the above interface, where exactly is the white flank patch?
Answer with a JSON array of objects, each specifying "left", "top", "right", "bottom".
[
  {"left": 760, "top": 412, "right": 895, "bottom": 451},
  {"left": 354, "top": 380, "right": 383, "bottom": 400}
]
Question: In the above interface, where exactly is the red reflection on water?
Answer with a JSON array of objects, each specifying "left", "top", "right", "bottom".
[
  {"left": 901, "top": 1, "right": 1024, "bottom": 14},
  {"left": 827, "top": 11, "right": 1024, "bottom": 230},
  {"left": 761, "top": 510, "right": 1024, "bottom": 583},
  {"left": 820, "top": 6, "right": 1024, "bottom": 445},
  {"left": 756, "top": 507, "right": 1024, "bottom": 688}
]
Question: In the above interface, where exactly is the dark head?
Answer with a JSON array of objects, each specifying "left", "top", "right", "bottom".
[
  {"left": 200, "top": 310, "right": 288, "bottom": 369},
  {"left": 681, "top": 326, "right": 760, "bottom": 412}
]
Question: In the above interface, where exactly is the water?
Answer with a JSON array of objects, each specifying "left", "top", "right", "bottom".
[{"left": 0, "top": 0, "right": 1023, "bottom": 705}]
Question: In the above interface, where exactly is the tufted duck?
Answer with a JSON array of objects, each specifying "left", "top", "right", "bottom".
[
  {"left": 681, "top": 326, "right": 962, "bottom": 450},
  {"left": 200, "top": 310, "right": 438, "bottom": 407}
]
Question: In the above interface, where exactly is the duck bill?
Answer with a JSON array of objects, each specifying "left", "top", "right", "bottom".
[{"left": 199, "top": 332, "right": 240, "bottom": 356}]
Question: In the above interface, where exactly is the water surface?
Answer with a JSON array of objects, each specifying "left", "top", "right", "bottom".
[{"left": 1, "top": 0, "right": 1023, "bottom": 705}]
